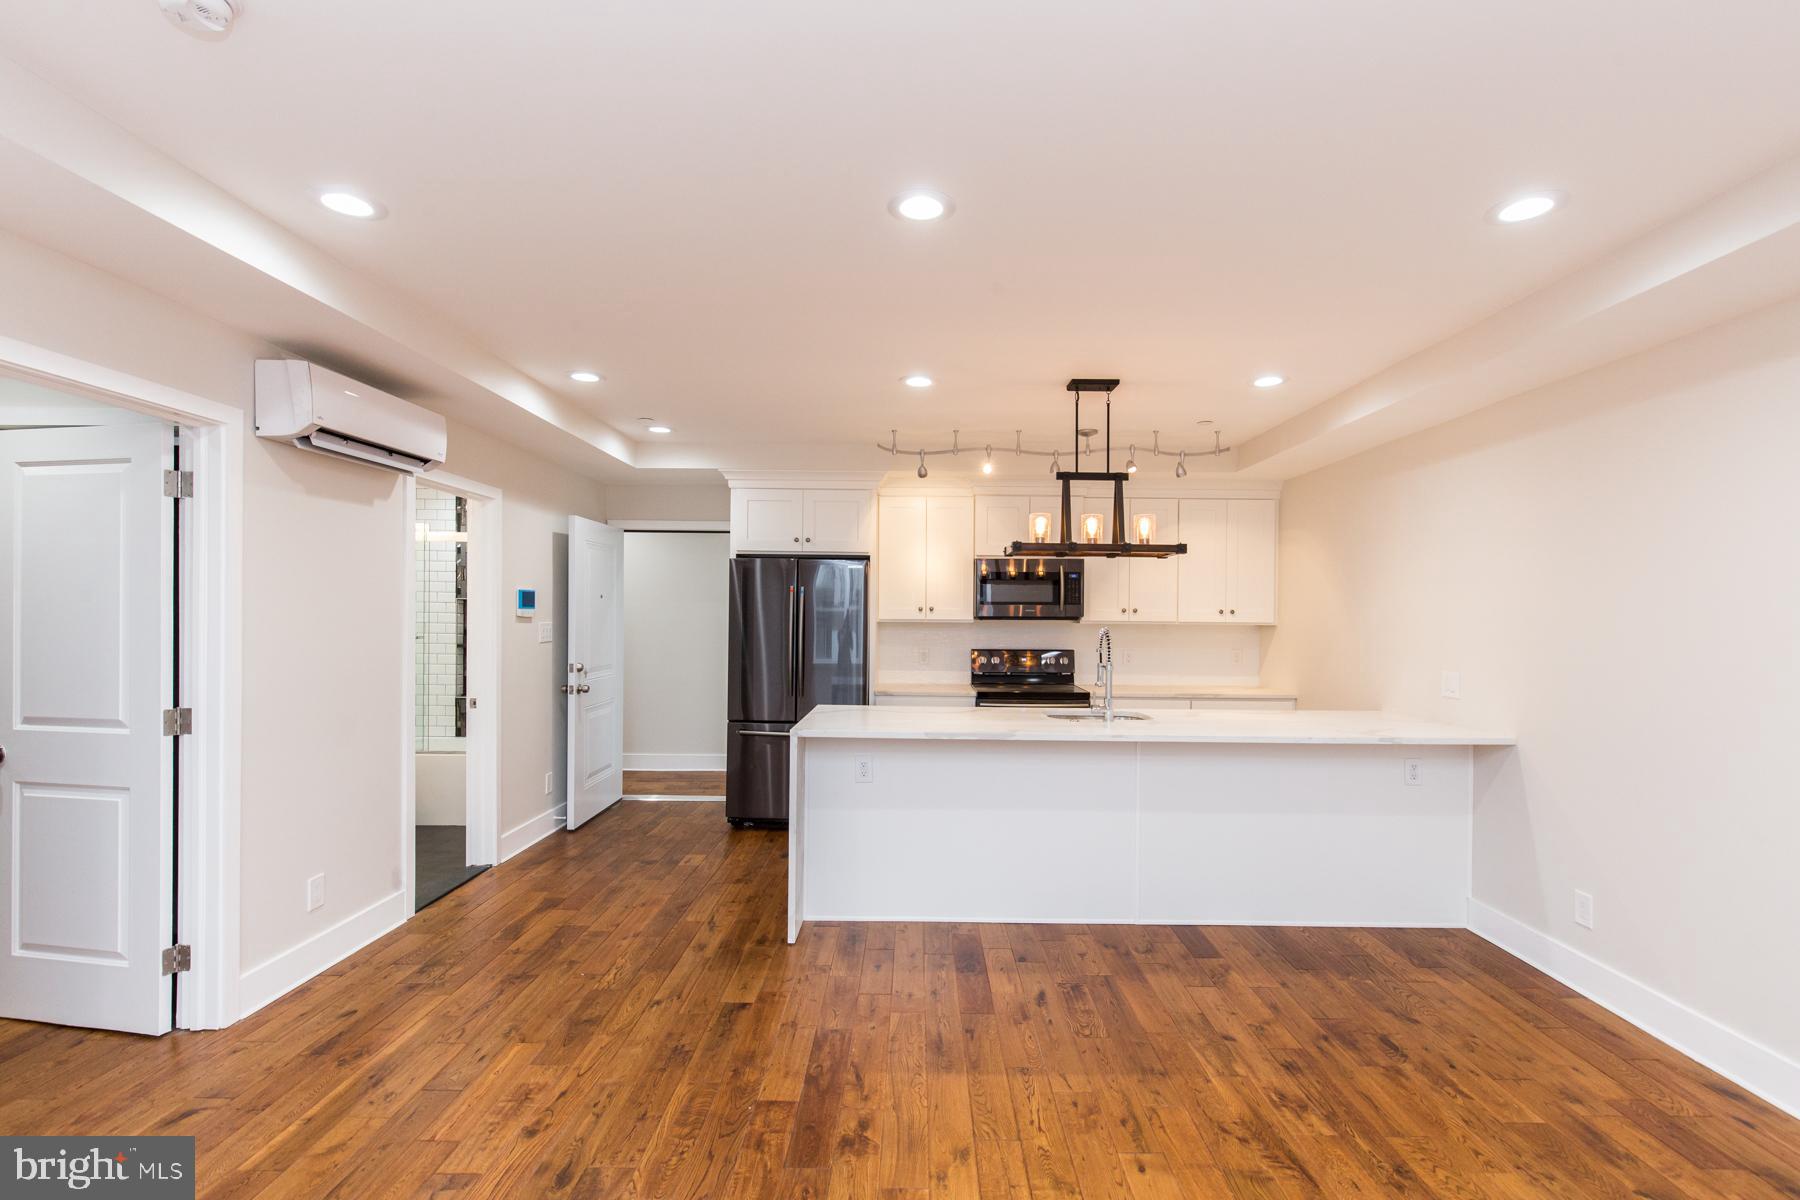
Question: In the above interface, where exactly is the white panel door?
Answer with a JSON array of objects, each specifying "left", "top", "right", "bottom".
[
  {"left": 876, "top": 495, "right": 927, "bottom": 619},
  {"left": 733, "top": 489, "right": 804, "bottom": 553},
  {"left": 924, "top": 496, "right": 974, "bottom": 620},
  {"left": 1176, "top": 499, "right": 1229, "bottom": 622},
  {"left": 1126, "top": 497, "right": 1180, "bottom": 622},
  {"left": 567, "top": 517, "right": 624, "bottom": 829},
  {"left": 0, "top": 424, "right": 172, "bottom": 1035},
  {"left": 801, "top": 491, "right": 869, "bottom": 553},
  {"left": 1226, "top": 499, "right": 1279, "bottom": 623}
]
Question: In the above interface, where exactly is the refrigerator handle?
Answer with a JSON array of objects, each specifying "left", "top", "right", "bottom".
[
  {"left": 796, "top": 584, "right": 807, "bottom": 698},
  {"left": 786, "top": 584, "right": 795, "bottom": 696}
]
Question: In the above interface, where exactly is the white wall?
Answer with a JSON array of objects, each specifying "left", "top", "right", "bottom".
[
  {"left": 0, "top": 228, "right": 609, "bottom": 1015},
  {"left": 1262, "top": 296, "right": 1800, "bottom": 1079},
  {"left": 435, "top": 420, "right": 607, "bottom": 845},
  {"left": 0, "top": 228, "right": 408, "bottom": 976},
  {"left": 605, "top": 482, "right": 728, "bottom": 522},
  {"left": 878, "top": 621, "right": 1261, "bottom": 687},
  {"left": 622, "top": 532, "right": 729, "bottom": 770}
]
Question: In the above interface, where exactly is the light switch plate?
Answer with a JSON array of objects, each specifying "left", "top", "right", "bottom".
[
  {"left": 1441, "top": 670, "right": 1461, "bottom": 699},
  {"left": 544, "top": 772, "right": 554, "bottom": 795},
  {"left": 306, "top": 873, "right": 326, "bottom": 913},
  {"left": 538, "top": 621, "right": 553, "bottom": 644},
  {"left": 1575, "top": 890, "right": 1595, "bottom": 929}
]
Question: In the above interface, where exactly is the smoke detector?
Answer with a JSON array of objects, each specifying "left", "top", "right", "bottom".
[{"left": 160, "top": 0, "right": 239, "bottom": 38}]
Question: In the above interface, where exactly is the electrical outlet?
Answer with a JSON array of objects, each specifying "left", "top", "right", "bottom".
[
  {"left": 1123, "top": 649, "right": 1136, "bottom": 666},
  {"left": 306, "top": 873, "right": 326, "bottom": 913},
  {"left": 1231, "top": 646, "right": 1243, "bottom": 666},
  {"left": 1441, "top": 670, "right": 1461, "bottom": 699},
  {"left": 544, "top": 772, "right": 554, "bottom": 795},
  {"left": 1575, "top": 890, "right": 1595, "bottom": 929},
  {"left": 537, "top": 621, "right": 554, "bottom": 644},
  {"left": 911, "top": 646, "right": 930, "bottom": 667},
  {"left": 1403, "top": 759, "right": 1423, "bottom": 786},
  {"left": 854, "top": 754, "right": 874, "bottom": 783}
]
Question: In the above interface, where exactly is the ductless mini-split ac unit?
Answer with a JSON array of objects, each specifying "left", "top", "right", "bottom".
[{"left": 254, "top": 359, "right": 447, "bottom": 474}]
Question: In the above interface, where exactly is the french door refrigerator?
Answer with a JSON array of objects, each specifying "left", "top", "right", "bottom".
[{"left": 727, "top": 556, "right": 868, "bottom": 826}]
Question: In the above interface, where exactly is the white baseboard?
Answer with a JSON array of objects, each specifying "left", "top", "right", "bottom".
[
  {"left": 623, "top": 753, "right": 726, "bottom": 772},
  {"left": 1468, "top": 899, "right": 1800, "bottom": 1118},
  {"left": 500, "top": 804, "right": 567, "bottom": 861},
  {"left": 236, "top": 889, "right": 409, "bottom": 1021}
]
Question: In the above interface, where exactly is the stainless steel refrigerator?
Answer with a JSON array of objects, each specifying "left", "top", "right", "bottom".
[{"left": 727, "top": 556, "right": 868, "bottom": 826}]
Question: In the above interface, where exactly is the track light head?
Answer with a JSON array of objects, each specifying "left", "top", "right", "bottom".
[
  {"left": 1174, "top": 451, "right": 1188, "bottom": 479},
  {"left": 916, "top": 450, "right": 929, "bottom": 479}
]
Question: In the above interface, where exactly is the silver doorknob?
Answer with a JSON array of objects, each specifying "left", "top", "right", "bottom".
[
  {"left": 570, "top": 662, "right": 585, "bottom": 674},
  {"left": 576, "top": 683, "right": 591, "bottom": 694}
]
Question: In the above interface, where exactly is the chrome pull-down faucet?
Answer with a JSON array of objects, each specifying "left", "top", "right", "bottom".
[{"left": 1095, "top": 626, "right": 1115, "bottom": 721}]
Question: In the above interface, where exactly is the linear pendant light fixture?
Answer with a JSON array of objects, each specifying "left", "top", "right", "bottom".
[{"left": 1005, "top": 379, "right": 1187, "bottom": 559}]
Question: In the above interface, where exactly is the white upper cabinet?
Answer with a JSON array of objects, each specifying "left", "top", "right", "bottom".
[
  {"left": 879, "top": 493, "right": 973, "bottom": 621},
  {"left": 974, "top": 493, "right": 1030, "bottom": 557},
  {"left": 877, "top": 495, "right": 929, "bottom": 619},
  {"left": 924, "top": 495, "right": 975, "bottom": 619},
  {"left": 802, "top": 490, "right": 873, "bottom": 552},
  {"left": 732, "top": 487, "right": 872, "bottom": 554},
  {"left": 1226, "top": 498, "right": 1278, "bottom": 623},
  {"left": 1125, "top": 496, "right": 1180, "bottom": 622},
  {"left": 732, "top": 488, "right": 804, "bottom": 552},
  {"left": 1177, "top": 498, "right": 1229, "bottom": 621}
]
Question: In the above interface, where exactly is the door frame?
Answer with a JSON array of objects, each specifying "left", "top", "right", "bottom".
[
  {"left": 400, "top": 471, "right": 503, "bottom": 913},
  {"left": 0, "top": 335, "right": 243, "bottom": 1032}
]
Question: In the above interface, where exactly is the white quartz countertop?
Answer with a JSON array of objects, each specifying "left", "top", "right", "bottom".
[
  {"left": 873, "top": 680, "right": 1299, "bottom": 701},
  {"left": 792, "top": 704, "right": 1514, "bottom": 745}
]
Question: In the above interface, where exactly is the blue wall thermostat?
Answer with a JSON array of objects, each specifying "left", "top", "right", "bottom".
[{"left": 516, "top": 588, "right": 537, "bottom": 617}]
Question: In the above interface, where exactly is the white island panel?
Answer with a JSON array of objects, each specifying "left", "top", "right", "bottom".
[
  {"left": 788, "top": 706, "right": 1513, "bottom": 941},
  {"left": 801, "top": 740, "right": 1140, "bottom": 923},
  {"left": 1135, "top": 742, "right": 1471, "bottom": 926}
]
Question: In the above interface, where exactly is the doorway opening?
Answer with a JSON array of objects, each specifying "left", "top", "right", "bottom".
[
  {"left": 620, "top": 528, "right": 729, "bottom": 800},
  {"left": 406, "top": 474, "right": 501, "bottom": 912}
]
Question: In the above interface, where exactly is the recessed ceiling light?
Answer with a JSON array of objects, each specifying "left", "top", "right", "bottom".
[
  {"left": 1252, "top": 374, "right": 1285, "bottom": 389},
  {"left": 1490, "top": 193, "right": 1561, "bottom": 224},
  {"left": 645, "top": 424, "right": 672, "bottom": 434},
  {"left": 902, "top": 374, "right": 934, "bottom": 388},
  {"left": 568, "top": 371, "right": 601, "bottom": 383},
  {"left": 318, "top": 190, "right": 384, "bottom": 219},
  {"left": 889, "top": 190, "right": 953, "bottom": 222}
]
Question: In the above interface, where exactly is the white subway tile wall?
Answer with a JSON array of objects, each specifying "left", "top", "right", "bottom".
[{"left": 415, "top": 487, "right": 467, "bottom": 752}]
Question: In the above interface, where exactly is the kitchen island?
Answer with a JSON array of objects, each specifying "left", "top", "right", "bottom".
[{"left": 785, "top": 705, "right": 1514, "bottom": 942}]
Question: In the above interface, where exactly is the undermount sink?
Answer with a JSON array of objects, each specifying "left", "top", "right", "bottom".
[{"left": 1046, "top": 709, "right": 1150, "bottom": 721}]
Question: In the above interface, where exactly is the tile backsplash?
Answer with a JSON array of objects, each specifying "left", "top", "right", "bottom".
[{"left": 876, "top": 621, "right": 1261, "bottom": 686}]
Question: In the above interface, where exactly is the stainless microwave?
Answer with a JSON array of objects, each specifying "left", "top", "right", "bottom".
[{"left": 973, "top": 557, "right": 1084, "bottom": 620}]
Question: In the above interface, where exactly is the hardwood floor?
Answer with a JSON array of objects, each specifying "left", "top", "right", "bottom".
[
  {"left": 623, "top": 769, "right": 725, "bottom": 796},
  {"left": 2, "top": 801, "right": 1796, "bottom": 1199}
]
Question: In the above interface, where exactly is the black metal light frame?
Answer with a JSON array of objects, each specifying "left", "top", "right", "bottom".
[{"left": 1004, "top": 379, "right": 1188, "bottom": 559}]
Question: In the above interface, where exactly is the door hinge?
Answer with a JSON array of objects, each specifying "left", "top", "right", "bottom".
[
  {"left": 161, "top": 944, "right": 191, "bottom": 975},
  {"left": 163, "top": 470, "right": 194, "bottom": 498},
  {"left": 162, "top": 707, "right": 193, "bottom": 736}
]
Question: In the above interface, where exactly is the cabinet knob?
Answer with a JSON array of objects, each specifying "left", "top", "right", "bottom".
[
  {"left": 793, "top": 536, "right": 800, "bottom": 543},
  {"left": 1132, "top": 608, "right": 1138, "bottom": 614},
  {"left": 917, "top": 606, "right": 924, "bottom": 613},
  {"left": 805, "top": 536, "right": 812, "bottom": 543},
  {"left": 1230, "top": 609, "right": 1236, "bottom": 615},
  {"left": 928, "top": 606, "right": 934, "bottom": 612},
  {"left": 1218, "top": 609, "right": 1224, "bottom": 615},
  {"left": 1120, "top": 607, "right": 1127, "bottom": 614}
]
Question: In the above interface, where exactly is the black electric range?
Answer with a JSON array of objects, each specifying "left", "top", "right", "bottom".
[{"left": 970, "top": 648, "right": 1091, "bottom": 708}]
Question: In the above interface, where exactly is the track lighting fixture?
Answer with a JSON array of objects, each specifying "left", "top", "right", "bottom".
[
  {"left": 1125, "top": 446, "right": 1138, "bottom": 474},
  {"left": 916, "top": 450, "right": 928, "bottom": 479},
  {"left": 1174, "top": 451, "right": 1188, "bottom": 478}
]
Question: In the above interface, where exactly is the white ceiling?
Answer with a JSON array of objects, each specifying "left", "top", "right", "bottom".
[{"left": 4, "top": 1, "right": 1800, "bottom": 470}]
